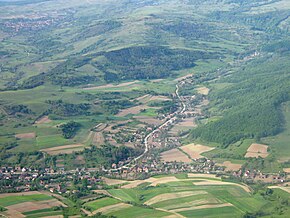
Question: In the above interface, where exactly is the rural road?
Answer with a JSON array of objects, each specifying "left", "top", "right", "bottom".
[{"left": 105, "top": 77, "right": 190, "bottom": 171}]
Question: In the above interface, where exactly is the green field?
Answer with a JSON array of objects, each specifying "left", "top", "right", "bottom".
[
  {"left": 85, "top": 197, "right": 120, "bottom": 211},
  {"left": 84, "top": 174, "right": 290, "bottom": 217},
  {"left": 0, "top": 194, "right": 52, "bottom": 207}
]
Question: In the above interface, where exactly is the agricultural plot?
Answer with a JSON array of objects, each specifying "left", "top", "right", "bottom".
[
  {"left": 41, "top": 144, "right": 85, "bottom": 155},
  {"left": 0, "top": 192, "right": 65, "bottom": 218},
  {"left": 15, "top": 133, "right": 36, "bottom": 139},
  {"left": 180, "top": 144, "right": 215, "bottom": 159},
  {"left": 161, "top": 149, "right": 192, "bottom": 163},
  {"left": 244, "top": 143, "right": 269, "bottom": 158},
  {"left": 97, "top": 174, "right": 268, "bottom": 218},
  {"left": 196, "top": 86, "right": 210, "bottom": 95},
  {"left": 169, "top": 117, "right": 197, "bottom": 135},
  {"left": 217, "top": 161, "right": 242, "bottom": 172}
]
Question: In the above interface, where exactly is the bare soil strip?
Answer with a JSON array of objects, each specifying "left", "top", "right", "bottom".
[
  {"left": 283, "top": 168, "right": 290, "bottom": 173},
  {"left": 192, "top": 180, "right": 251, "bottom": 193},
  {"left": 134, "top": 116, "right": 164, "bottom": 125},
  {"left": 41, "top": 144, "right": 85, "bottom": 155},
  {"left": 171, "top": 203, "right": 233, "bottom": 212},
  {"left": 92, "top": 132, "right": 105, "bottom": 146},
  {"left": 196, "top": 86, "right": 210, "bottom": 95},
  {"left": 0, "top": 191, "right": 41, "bottom": 198},
  {"left": 245, "top": 143, "right": 269, "bottom": 158},
  {"left": 6, "top": 199, "right": 65, "bottom": 213},
  {"left": 47, "top": 148, "right": 84, "bottom": 155},
  {"left": 102, "top": 177, "right": 128, "bottom": 186},
  {"left": 35, "top": 116, "right": 52, "bottom": 124},
  {"left": 41, "top": 144, "right": 84, "bottom": 152},
  {"left": 15, "top": 132, "right": 36, "bottom": 139},
  {"left": 83, "top": 81, "right": 137, "bottom": 90},
  {"left": 174, "top": 74, "right": 193, "bottom": 82},
  {"left": 117, "top": 105, "right": 159, "bottom": 117},
  {"left": 144, "top": 191, "right": 207, "bottom": 205},
  {"left": 180, "top": 144, "right": 215, "bottom": 159},
  {"left": 217, "top": 161, "right": 242, "bottom": 171},
  {"left": 161, "top": 149, "right": 192, "bottom": 163},
  {"left": 187, "top": 173, "right": 221, "bottom": 179},
  {"left": 93, "top": 203, "right": 132, "bottom": 215}
]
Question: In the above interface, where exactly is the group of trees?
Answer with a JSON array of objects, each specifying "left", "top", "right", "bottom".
[
  {"left": 46, "top": 100, "right": 91, "bottom": 117},
  {"left": 60, "top": 121, "right": 81, "bottom": 139},
  {"left": 82, "top": 145, "right": 142, "bottom": 168},
  {"left": 5, "top": 104, "right": 32, "bottom": 115},
  {"left": 99, "top": 46, "right": 216, "bottom": 81}
]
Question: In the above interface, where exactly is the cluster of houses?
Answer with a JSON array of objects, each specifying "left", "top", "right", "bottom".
[
  {"left": 105, "top": 155, "right": 225, "bottom": 180},
  {"left": 0, "top": 166, "right": 102, "bottom": 194},
  {"left": 233, "top": 169, "right": 287, "bottom": 184}
]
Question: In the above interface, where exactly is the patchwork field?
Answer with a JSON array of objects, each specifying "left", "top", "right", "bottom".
[
  {"left": 244, "top": 143, "right": 269, "bottom": 158},
  {"left": 0, "top": 192, "right": 65, "bottom": 218},
  {"left": 94, "top": 174, "right": 274, "bottom": 218}
]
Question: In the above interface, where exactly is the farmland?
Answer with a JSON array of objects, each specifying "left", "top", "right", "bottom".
[
  {"left": 0, "top": 0, "right": 290, "bottom": 217},
  {"left": 0, "top": 191, "right": 66, "bottom": 218},
  {"left": 81, "top": 174, "right": 290, "bottom": 218}
]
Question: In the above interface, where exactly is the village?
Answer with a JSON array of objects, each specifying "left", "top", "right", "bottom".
[{"left": 0, "top": 73, "right": 289, "bottom": 195}]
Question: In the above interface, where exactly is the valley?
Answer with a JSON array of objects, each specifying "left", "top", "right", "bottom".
[{"left": 0, "top": 0, "right": 290, "bottom": 217}]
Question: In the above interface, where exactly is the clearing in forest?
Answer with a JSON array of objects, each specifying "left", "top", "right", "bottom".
[
  {"left": 180, "top": 143, "right": 215, "bottom": 159},
  {"left": 244, "top": 143, "right": 269, "bottom": 158}
]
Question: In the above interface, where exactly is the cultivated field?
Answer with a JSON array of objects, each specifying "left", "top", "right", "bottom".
[
  {"left": 196, "top": 86, "right": 210, "bottom": 95},
  {"left": 41, "top": 144, "right": 85, "bottom": 155},
  {"left": 0, "top": 192, "right": 65, "bottom": 218},
  {"left": 161, "top": 149, "right": 192, "bottom": 163},
  {"left": 34, "top": 116, "right": 52, "bottom": 124},
  {"left": 244, "top": 143, "right": 269, "bottom": 158},
  {"left": 180, "top": 143, "right": 215, "bottom": 159},
  {"left": 15, "top": 132, "right": 36, "bottom": 139},
  {"left": 217, "top": 161, "right": 242, "bottom": 172},
  {"left": 96, "top": 174, "right": 265, "bottom": 218},
  {"left": 83, "top": 81, "right": 138, "bottom": 90}
]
